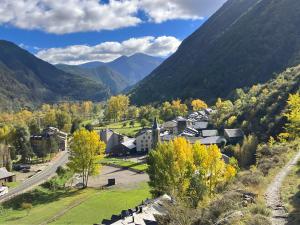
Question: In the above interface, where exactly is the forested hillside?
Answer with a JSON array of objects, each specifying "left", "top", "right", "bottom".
[
  {"left": 216, "top": 64, "right": 300, "bottom": 141},
  {"left": 0, "top": 40, "right": 109, "bottom": 111},
  {"left": 56, "top": 64, "right": 129, "bottom": 94},
  {"left": 130, "top": 0, "right": 300, "bottom": 105}
]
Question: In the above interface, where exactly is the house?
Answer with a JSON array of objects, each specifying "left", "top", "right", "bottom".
[
  {"left": 0, "top": 167, "right": 16, "bottom": 186},
  {"left": 30, "top": 127, "right": 68, "bottom": 153},
  {"left": 224, "top": 129, "right": 244, "bottom": 144},
  {"left": 109, "top": 139, "right": 136, "bottom": 156},
  {"left": 192, "top": 121, "right": 209, "bottom": 130},
  {"left": 161, "top": 120, "right": 177, "bottom": 134},
  {"left": 199, "top": 136, "right": 227, "bottom": 147},
  {"left": 43, "top": 127, "right": 68, "bottom": 151},
  {"left": 202, "top": 130, "right": 219, "bottom": 137},
  {"left": 100, "top": 129, "right": 131, "bottom": 154},
  {"left": 136, "top": 129, "right": 152, "bottom": 153}
]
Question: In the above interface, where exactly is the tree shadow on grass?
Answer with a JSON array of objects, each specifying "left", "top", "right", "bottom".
[
  {"left": 2, "top": 188, "right": 80, "bottom": 210},
  {"left": 287, "top": 163, "right": 300, "bottom": 225}
]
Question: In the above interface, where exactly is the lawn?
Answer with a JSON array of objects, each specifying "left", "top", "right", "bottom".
[
  {"left": 0, "top": 183, "right": 150, "bottom": 225},
  {"left": 100, "top": 158, "right": 148, "bottom": 172},
  {"left": 50, "top": 183, "right": 150, "bottom": 225},
  {"left": 281, "top": 160, "right": 300, "bottom": 225},
  {"left": 94, "top": 120, "right": 143, "bottom": 137}
]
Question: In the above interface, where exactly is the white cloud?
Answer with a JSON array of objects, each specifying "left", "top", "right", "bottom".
[
  {"left": 36, "top": 36, "right": 181, "bottom": 64},
  {"left": 0, "top": 0, "right": 227, "bottom": 34},
  {"left": 139, "top": 0, "right": 227, "bottom": 23}
]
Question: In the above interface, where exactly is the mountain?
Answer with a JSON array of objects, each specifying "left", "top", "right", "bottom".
[
  {"left": 78, "top": 53, "right": 164, "bottom": 85},
  {"left": 79, "top": 61, "right": 105, "bottom": 69},
  {"left": 56, "top": 64, "right": 129, "bottom": 94},
  {"left": 107, "top": 53, "right": 164, "bottom": 85},
  {"left": 226, "top": 64, "right": 300, "bottom": 141},
  {"left": 0, "top": 40, "right": 109, "bottom": 111},
  {"left": 130, "top": 0, "right": 300, "bottom": 105}
]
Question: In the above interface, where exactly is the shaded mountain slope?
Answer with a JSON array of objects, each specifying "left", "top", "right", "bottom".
[
  {"left": 0, "top": 40, "right": 108, "bottom": 110},
  {"left": 130, "top": 0, "right": 300, "bottom": 105}
]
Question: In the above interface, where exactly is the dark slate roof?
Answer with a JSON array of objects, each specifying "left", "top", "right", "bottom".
[
  {"left": 199, "top": 136, "right": 227, "bottom": 145},
  {"left": 202, "top": 130, "right": 219, "bottom": 137},
  {"left": 224, "top": 129, "right": 244, "bottom": 138},
  {"left": 192, "top": 121, "right": 208, "bottom": 130}
]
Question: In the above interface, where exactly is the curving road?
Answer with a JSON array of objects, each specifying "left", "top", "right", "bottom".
[{"left": 0, "top": 151, "right": 69, "bottom": 203}]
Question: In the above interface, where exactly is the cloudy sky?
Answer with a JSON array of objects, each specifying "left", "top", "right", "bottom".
[{"left": 0, "top": 0, "right": 227, "bottom": 64}]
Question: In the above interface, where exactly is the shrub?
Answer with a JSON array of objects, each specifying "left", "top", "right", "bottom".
[
  {"left": 249, "top": 203, "right": 270, "bottom": 216},
  {"left": 238, "top": 170, "right": 263, "bottom": 186},
  {"left": 21, "top": 202, "right": 32, "bottom": 215},
  {"left": 244, "top": 214, "right": 271, "bottom": 225},
  {"left": 233, "top": 135, "right": 258, "bottom": 169}
]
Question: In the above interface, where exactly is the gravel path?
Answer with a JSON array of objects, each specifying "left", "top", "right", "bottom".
[
  {"left": 88, "top": 166, "right": 149, "bottom": 188},
  {"left": 265, "top": 149, "right": 300, "bottom": 225}
]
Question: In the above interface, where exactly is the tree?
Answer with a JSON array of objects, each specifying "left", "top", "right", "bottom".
[
  {"left": 191, "top": 99, "right": 208, "bottom": 111},
  {"left": 81, "top": 101, "right": 93, "bottom": 118},
  {"left": 140, "top": 119, "right": 148, "bottom": 128},
  {"left": 84, "top": 123, "right": 93, "bottom": 131},
  {"left": 68, "top": 129, "right": 105, "bottom": 188},
  {"left": 13, "top": 125, "right": 34, "bottom": 163},
  {"left": 233, "top": 135, "right": 258, "bottom": 168},
  {"left": 105, "top": 95, "right": 129, "bottom": 121},
  {"left": 148, "top": 137, "right": 236, "bottom": 206},
  {"left": 56, "top": 110, "right": 71, "bottom": 132},
  {"left": 43, "top": 109, "right": 57, "bottom": 127},
  {"left": 28, "top": 119, "right": 40, "bottom": 135},
  {"left": 160, "top": 100, "right": 188, "bottom": 121},
  {"left": 129, "top": 120, "right": 135, "bottom": 127},
  {"left": 70, "top": 118, "right": 81, "bottom": 134},
  {"left": 284, "top": 93, "right": 300, "bottom": 139},
  {"left": 127, "top": 106, "right": 139, "bottom": 119}
]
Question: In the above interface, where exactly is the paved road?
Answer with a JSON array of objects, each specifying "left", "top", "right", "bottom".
[
  {"left": 0, "top": 151, "right": 69, "bottom": 203},
  {"left": 265, "top": 149, "right": 300, "bottom": 225}
]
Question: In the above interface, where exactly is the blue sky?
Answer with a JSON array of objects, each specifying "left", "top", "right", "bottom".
[
  {"left": 0, "top": 0, "right": 226, "bottom": 64},
  {"left": 0, "top": 19, "right": 204, "bottom": 52}
]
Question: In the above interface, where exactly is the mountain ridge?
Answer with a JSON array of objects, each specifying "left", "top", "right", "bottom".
[
  {"left": 0, "top": 40, "right": 109, "bottom": 111},
  {"left": 130, "top": 0, "right": 300, "bottom": 105}
]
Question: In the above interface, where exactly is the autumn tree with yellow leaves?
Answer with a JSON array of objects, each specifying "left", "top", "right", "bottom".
[
  {"left": 105, "top": 95, "right": 130, "bottom": 122},
  {"left": 147, "top": 137, "right": 237, "bottom": 207},
  {"left": 191, "top": 99, "right": 208, "bottom": 111},
  {"left": 284, "top": 93, "right": 300, "bottom": 139},
  {"left": 68, "top": 129, "right": 105, "bottom": 188}
]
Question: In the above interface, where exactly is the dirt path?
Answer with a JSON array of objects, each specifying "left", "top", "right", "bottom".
[{"left": 265, "top": 149, "right": 300, "bottom": 225}]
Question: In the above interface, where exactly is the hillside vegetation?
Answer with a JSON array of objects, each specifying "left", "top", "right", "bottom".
[
  {"left": 130, "top": 0, "right": 300, "bottom": 105},
  {"left": 0, "top": 40, "right": 109, "bottom": 111},
  {"left": 219, "top": 64, "right": 300, "bottom": 141}
]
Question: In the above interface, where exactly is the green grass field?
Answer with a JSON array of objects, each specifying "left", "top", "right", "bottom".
[
  {"left": 95, "top": 120, "right": 143, "bottom": 137},
  {"left": 100, "top": 158, "right": 148, "bottom": 172},
  {"left": 50, "top": 183, "right": 150, "bottom": 225},
  {"left": 0, "top": 183, "right": 150, "bottom": 225}
]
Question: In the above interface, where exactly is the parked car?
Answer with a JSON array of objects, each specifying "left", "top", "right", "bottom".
[
  {"left": 0, "top": 186, "right": 8, "bottom": 196},
  {"left": 13, "top": 164, "right": 31, "bottom": 171}
]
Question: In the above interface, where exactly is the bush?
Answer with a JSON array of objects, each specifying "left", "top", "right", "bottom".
[
  {"left": 237, "top": 170, "right": 263, "bottom": 186},
  {"left": 21, "top": 202, "right": 32, "bottom": 215},
  {"left": 249, "top": 203, "right": 270, "bottom": 216},
  {"left": 56, "top": 166, "right": 66, "bottom": 177},
  {"left": 244, "top": 214, "right": 271, "bottom": 225},
  {"left": 233, "top": 135, "right": 258, "bottom": 169}
]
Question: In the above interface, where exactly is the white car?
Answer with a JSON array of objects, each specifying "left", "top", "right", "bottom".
[{"left": 0, "top": 186, "right": 8, "bottom": 196}]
